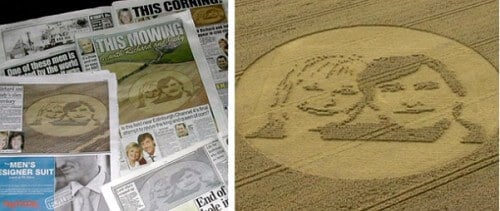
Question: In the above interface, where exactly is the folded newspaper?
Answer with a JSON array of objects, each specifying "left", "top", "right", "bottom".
[
  {"left": 112, "top": 0, "right": 229, "bottom": 111},
  {"left": 0, "top": 6, "right": 114, "bottom": 62},
  {"left": 0, "top": 71, "right": 120, "bottom": 211},
  {"left": 102, "top": 138, "right": 228, "bottom": 211},
  {"left": 74, "top": 11, "right": 227, "bottom": 176}
]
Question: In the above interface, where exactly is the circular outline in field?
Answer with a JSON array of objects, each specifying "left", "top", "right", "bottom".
[
  {"left": 25, "top": 94, "right": 107, "bottom": 137},
  {"left": 236, "top": 26, "right": 498, "bottom": 180},
  {"left": 128, "top": 69, "right": 194, "bottom": 114}
]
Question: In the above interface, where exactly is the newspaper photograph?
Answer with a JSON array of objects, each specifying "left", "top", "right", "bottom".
[
  {"left": 0, "top": 45, "right": 83, "bottom": 76},
  {"left": 112, "top": 0, "right": 229, "bottom": 110},
  {"left": 102, "top": 139, "right": 228, "bottom": 211},
  {"left": 0, "top": 72, "right": 119, "bottom": 154},
  {"left": 74, "top": 11, "right": 227, "bottom": 175},
  {"left": 0, "top": 6, "right": 114, "bottom": 62},
  {"left": 0, "top": 154, "right": 111, "bottom": 211}
]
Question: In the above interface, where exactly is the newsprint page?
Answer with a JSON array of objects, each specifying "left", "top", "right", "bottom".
[
  {"left": 0, "top": 7, "right": 114, "bottom": 63},
  {"left": 112, "top": 0, "right": 229, "bottom": 112},
  {"left": 102, "top": 139, "right": 228, "bottom": 211},
  {"left": 75, "top": 11, "right": 227, "bottom": 177},
  {"left": 0, "top": 72, "right": 119, "bottom": 210},
  {"left": 0, "top": 45, "right": 82, "bottom": 76}
]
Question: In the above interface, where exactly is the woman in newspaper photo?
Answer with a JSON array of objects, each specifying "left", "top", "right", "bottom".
[
  {"left": 0, "top": 132, "right": 8, "bottom": 150},
  {"left": 219, "top": 38, "right": 228, "bottom": 56},
  {"left": 126, "top": 142, "right": 147, "bottom": 169},
  {"left": 118, "top": 8, "right": 133, "bottom": 24},
  {"left": 8, "top": 132, "right": 24, "bottom": 151}
]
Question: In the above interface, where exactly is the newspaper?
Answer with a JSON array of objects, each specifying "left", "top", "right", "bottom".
[
  {"left": 0, "top": 45, "right": 83, "bottom": 76},
  {"left": 0, "top": 154, "right": 112, "bottom": 211},
  {"left": 102, "top": 138, "right": 228, "bottom": 211},
  {"left": 74, "top": 11, "right": 227, "bottom": 176},
  {"left": 0, "top": 72, "right": 119, "bottom": 159},
  {"left": 0, "top": 6, "right": 114, "bottom": 62},
  {"left": 0, "top": 71, "right": 119, "bottom": 211},
  {"left": 112, "top": 0, "right": 229, "bottom": 111}
]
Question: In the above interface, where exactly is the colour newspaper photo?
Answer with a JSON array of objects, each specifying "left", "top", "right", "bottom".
[
  {"left": 74, "top": 11, "right": 227, "bottom": 176},
  {"left": 112, "top": 0, "right": 229, "bottom": 110}
]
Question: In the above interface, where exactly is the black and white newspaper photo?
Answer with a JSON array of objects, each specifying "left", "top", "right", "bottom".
[
  {"left": 0, "top": 72, "right": 119, "bottom": 155},
  {"left": 53, "top": 154, "right": 111, "bottom": 211},
  {"left": 0, "top": 45, "right": 83, "bottom": 76},
  {"left": 102, "top": 139, "right": 228, "bottom": 211},
  {"left": 111, "top": 0, "right": 229, "bottom": 111},
  {"left": 0, "top": 6, "right": 114, "bottom": 62},
  {"left": 74, "top": 11, "right": 227, "bottom": 176}
]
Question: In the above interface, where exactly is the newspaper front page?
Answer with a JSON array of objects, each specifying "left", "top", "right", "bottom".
[
  {"left": 74, "top": 11, "right": 227, "bottom": 176},
  {"left": 0, "top": 72, "right": 119, "bottom": 211},
  {"left": 102, "top": 138, "right": 228, "bottom": 211},
  {"left": 0, "top": 6, "right": 114, "bottom": 62},
  {"left": 0, "top": 45, "right": 83, "bottom": 76},
  {"left": 112, "top": 0, "right": 229, "bottom": 111}
]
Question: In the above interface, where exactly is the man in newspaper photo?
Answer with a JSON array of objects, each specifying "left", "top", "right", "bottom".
[
  {"left": 137, "top": 132, "right": 161, "bottom": 163},
  {"left": 55, "top": 155, "right": 109, "bottom": 211},
  {"left": 175, "top": 123, "right": 189, "bottom": 138},
  {"left": 216, "top": 55, "right": 228, "bottom": 72}
]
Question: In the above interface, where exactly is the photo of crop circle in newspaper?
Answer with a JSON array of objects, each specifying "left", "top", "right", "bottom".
[
  {"left": 112, "top": 147, "right": 223, "bottom": 211},
  {"left": 190, "top": 4, "right": 227, "bottom": 27},
  {"left": 23, "top": 82, "right": 110, "bottom": 153},
  {"left": 130, "top": 69, "right": 194, "bottom": 113},
  {"left": 115, "top": 61, "right": 209, "bottom": 125}
]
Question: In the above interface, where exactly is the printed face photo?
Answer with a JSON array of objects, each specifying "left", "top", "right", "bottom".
[
  {"left": 175, "top": 123, "right": 188, "bottom": 138},
  {"left": 140, "top": 136, "right": 155, "bottom": 155},
  {"left": 127, "top": 146, "right": 141, "bottom": 162},
  {"left": 219, "top": 39, "right": 228, "bottom": 50},
  {"left": 0, "top": 132, "right": 8, "bottom": 149},
  {"left": 9, "top": 133, "right": 23, "bottom": 150},
  {"left": 55, "top": 155, "right": 97, "bottom": 184},
  {"left": 78, "top": 38, "right": 94, "bottom": 55},
  {"left": 217, "top": 56, "right": 228, "bottom": 70},
  {"left": 118, "top": 9, "right": 133, "bottom": 24}
]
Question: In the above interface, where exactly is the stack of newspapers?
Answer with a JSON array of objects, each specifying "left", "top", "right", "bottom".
[{"left": 0, "top": 1, "right": 228, "bottom": 211}]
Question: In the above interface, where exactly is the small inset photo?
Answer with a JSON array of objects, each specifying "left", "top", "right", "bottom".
[
  {"left": 0, "top": 131, "right": 24, "bottom": 153},
  {"left": 174, "top": 123, "right": 189, "bottom": 138}
]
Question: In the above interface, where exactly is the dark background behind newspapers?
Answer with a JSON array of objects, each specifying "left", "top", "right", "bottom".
[{"left": 0, "top": 1, "right": 115, "bottom": 24}]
